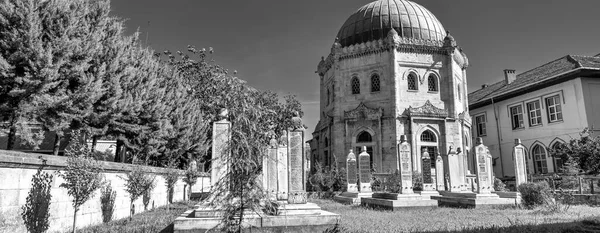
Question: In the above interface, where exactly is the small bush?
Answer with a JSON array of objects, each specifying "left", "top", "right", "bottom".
[
  {"left": 518, "top": 182, "right": 551, "bottom": 209},
  {"left": 308, "top": 162, "right": 346, "bottom": 192},
  {"left": 412, "top": 171, "right": 423, "bottom": 191},
  {"left": 21, "top": 166, "right": 53, "bottom": 233},
  {"left": 122, "top": 166, "right": 156, "bottom": 219},
  {"left": 182, "top": 166, "right": 200, "bottom": 200},
  {"left": 494, "top": 178, "right": 508, "bottom": 192},
  {"left": 100, "top": 183, "right": 117, "bottom": 223}
]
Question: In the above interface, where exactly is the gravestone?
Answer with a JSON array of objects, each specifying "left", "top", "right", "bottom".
[
  {"left": 287, "top": 113, "right": 307, "bottom": 204},
  {"left": 263, "top": 135, "right": 278, "bottom": 200},
  {"left": 475, "top": 138, "right": 492, "bottom": 194},
  {"left": 421, "top": 150, "right": 435, "bottom": 191},
  {"left": 346, "top": 150, "right": 358, "bottom": 193},
  {"left": 435, "top": 155, "right": 445, "bottom": 191},
  {"left": 305, "top": 143, "right": 311, "bottom": 189},
  {"left": 486, "top": 148, "right": 494, "bottom": 191},
  {"left": 211, "top": 108, "right": 231, "bottom": 188},
  {"left": 398, "top": 135, "right": 413, "bottom": 194},
  {"left": 358, "top": 146, "right": 372, "bottom": 193},
  {"left": 457, "top": 148, "right": 468, "bottom": 192},
  {"left": 277, "top": 131, "right": 288, "bottom": 200},
  {"left": 513, "top": 139, "right": 528, "bottom": 187},
  {"left": 447, "top": 146, "right": 463, "bottom": 192}
]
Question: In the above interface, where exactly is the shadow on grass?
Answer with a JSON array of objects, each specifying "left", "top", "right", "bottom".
[{"left": 417, "top": 217, "right": 600, "bottom": 233}]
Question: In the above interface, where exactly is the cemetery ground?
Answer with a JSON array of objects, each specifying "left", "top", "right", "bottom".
[{"left": 69, "top": 198, "right": 600, "bottom": 233}]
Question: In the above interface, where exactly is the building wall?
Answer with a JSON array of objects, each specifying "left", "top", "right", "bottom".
[
  {"left": 0, "top": 150, "right": 210, "bottom": 232},
  {"left": 581, "top": 77, "right": 600, "bottom": 130},
  {"left": 469, "top": 78, "right": 589, "bottom": 178}
]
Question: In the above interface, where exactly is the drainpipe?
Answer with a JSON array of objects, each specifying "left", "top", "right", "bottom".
[{"left": 491, "top": 97, "right": 505, "bottom": 177}]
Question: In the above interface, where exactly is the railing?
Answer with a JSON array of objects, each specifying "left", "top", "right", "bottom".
[{"left": 529, "top": 174, "right": 600, "bottom": 194}]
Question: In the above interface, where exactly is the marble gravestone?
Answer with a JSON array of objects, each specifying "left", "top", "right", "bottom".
[
  {"left": 277, "top": 132, "right": 288, "bottom": 200},
  {"left": 475, "top": 138, "right": 492, "bottom": 194},
  {"left": 513, "top": 139, "right": 528, "bottom": 187},
  {"left": 346, "top": 150, "right": 358, "bottom": 193},
  {"left": 435, "top": 155, "right": 444, "bottom": 191},
  {"left": 287, "top": 113, "right": 307, "bottom": 204},
  {"left": 263, "top": 135, "right": 279, "bottom": 200},
  {"left": 211, "top": 108, "right": 231, "bottom": 188},
  {"left": 456, "top": 148, "right": 469, "bottom": 192},
  {"left": 358, "top": 146, "right": 372, "bottom": 193},
  {"left": 398, "top": 135, "right": 413, "bottom": 194},
  {"left": 446, "top": 146, "right": 464, "bottom": 192},
  {"left": 421, "top": 150, "right": 435, "bottom": 191}
]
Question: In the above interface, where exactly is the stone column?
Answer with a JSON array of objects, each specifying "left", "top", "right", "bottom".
[
  {"left": 358, "top": 146, "right": 372, "bottom": 193},
  {"left": 475, "top": 138, "right": 492, "bottom": 194},
  {"left": 346, "top": 150, "right": 358, "bottom": 193},
  {"left": 398, "top": 135, "right": 413, "bottom": 194},
  {"left": 513, "top": 139, "right": 528, "bottom": 188},
  {"left": 447, "top": 146, "right": 464, "bottom": 192},
  {"left": 287, "top": 113, "right": 307, "bottom": 204},
  {"left": 421, "top": 150, "right": 434, "bottom": 191},
  {"left": 277, "top": 132, "right": 288, "bottom": 201},
  {"left": 435, "top": 155, "right": 445, "bottom": 191},
  {"left": 264, "top": 135, "right": 278, "bottom": 200},
  {"left": 211, "top": 109, "right": 231, "bottom": 188}
]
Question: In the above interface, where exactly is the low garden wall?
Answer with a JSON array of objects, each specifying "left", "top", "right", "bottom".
[{"left": 0, "top": 150, "right": 210, "bottom": 232}]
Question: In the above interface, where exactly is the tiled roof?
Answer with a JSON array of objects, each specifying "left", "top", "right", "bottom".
[{"left": 468, "top": 55, "right": 600, "bottom": 108}]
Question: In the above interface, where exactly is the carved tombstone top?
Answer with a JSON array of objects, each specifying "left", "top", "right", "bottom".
[
  {"left": 217, "top": 108, "right": 229, "bottom": 121},
  {"left": 269, "top": 133, "right": 278, "bottom": 149},
  {"left": 278, "top": 130, "right": 288, "bottom": 147},
  {"left": 291, "top": 111, "right": 304, "bottom": 131}
]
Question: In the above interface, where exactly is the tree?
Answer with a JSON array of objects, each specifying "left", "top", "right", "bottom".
[
  {"left": 550, "top": 128, "right": 600, "bottom": 174},
  {"left": 182, "top": 166, "right": 200, "bottom": 201},
  {"left": 162, "top": 163, "right": 180, "bottom": 211},
  {"left": 21, "top": 165, "right": 53, "bottom": 233},
  {"left": 122, "top": 165, "right": 155, "bottom": 220},
  {"left": 58, "top": 131, "right": 103, "bottom": 233}
]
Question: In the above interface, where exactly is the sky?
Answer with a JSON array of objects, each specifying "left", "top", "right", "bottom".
[{"left": 111, "top": 0, "right": 600, "bottom": 139}]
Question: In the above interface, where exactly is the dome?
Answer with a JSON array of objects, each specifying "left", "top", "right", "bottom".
[{"left": 336, "top": 0, "right": 446, "bottom": 47}]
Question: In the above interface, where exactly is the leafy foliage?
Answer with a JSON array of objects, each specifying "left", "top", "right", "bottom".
[
  {"left": 21, "top": 166, "right": 53, "bottom": 233},
  {"left": 550, "top": 128, "right": 600, "bottom": 174},
  {"left": 309, "top": 162, "right": 346, "bottom": 192},
  {"left": 122, "top": 165, "right": 155, "bottom": 219},
  {"left": 162, "top": 164, "right": 180, "bottom": 205},
  {"left": 494, "top": 178, "right": 508, "bottom": 192},
  {"left": 58, "top": 131, "right": 104, "bottom": 233},
  {"left": 518, "top": 182, "right": 552, "bottom": 209},
  {"left": 182, "top": 167, "right": 200, "bottom": 200},
  {"left": 100, "top": 182, "right": 117, "bottom": 223},
  {"left": 412, "top": 171, "right": 423, "bottom": 191}
]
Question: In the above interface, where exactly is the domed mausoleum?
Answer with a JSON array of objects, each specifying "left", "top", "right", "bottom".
[{"left": 310, "top": 0, "right": 472, "bottom": 175}]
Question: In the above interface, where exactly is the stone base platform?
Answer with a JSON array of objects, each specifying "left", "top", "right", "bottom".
[
  {"left": 360, "top": 193, "right": 438, "bottom": 211},
  {"left": 333, "top": 192, "right": 372, "bottom": 204},
  {"left": 174, "top": 202, "right": 340, "bottom": 233},
  {"left": 432, "top": 191, "right": 519, "bottom": 208}
]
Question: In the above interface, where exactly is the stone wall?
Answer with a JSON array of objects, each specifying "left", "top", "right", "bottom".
[{"left": 0, "top": 150, "right": 210, "bottom": 232}]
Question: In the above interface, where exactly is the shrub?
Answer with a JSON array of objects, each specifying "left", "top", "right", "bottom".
[
  {"left": 100, "top": 183, "right": 117, "bottom": 223},
  {"left": 142, "top": 178, "right": 156, "bottom": 211},
  {"left": 308, "top": 162, "right": 346, "bottom": 192},
  {"left": 494, "top": 178, "right": 508, "bottom": 192},
  {"left": 182, "top": 167, "right": 200, "bottom": 200},
  {"left": 162, "top": 164, "right": 180, "bottom": 211},
  {"left": 412, "top": 171, "right": 423, "bottom": 191},
  {"left": 21, "top": 166, "right": 53, "bottom": 233},
  {"left": 518, "top": 182, "right": 552, "bottom": 209},
  {"left": 122, "top": 166, "right": 155, "bottom": 219}
]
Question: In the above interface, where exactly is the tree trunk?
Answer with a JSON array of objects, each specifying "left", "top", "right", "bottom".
[
  {"left": 91, "top": 135, "right": 98, "bottom": 153},
  {"left": 130, "top": 202, "right": 134, "bottom": 220},
  {"left": 53, "top": 134, "right": 61, "bottom": 156},
  {"left": 6, "top": 113, "right": 18, "bottom": 150},
  {"left": 72, "top": 208, "right": 78, "bottom": 233},
  {"left": 114, "top": 139, "right": 123, "bottom": 162}
]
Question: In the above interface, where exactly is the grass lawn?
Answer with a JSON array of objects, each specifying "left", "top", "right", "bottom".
[
  {"left": 75, "top": 201, "right": 196, "bottom": 233},
  {"left": 313, "top": 198, "right": 600, "bottom": 233}
]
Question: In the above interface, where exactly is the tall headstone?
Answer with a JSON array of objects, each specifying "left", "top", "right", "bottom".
[
  {"left": 211, "top": 108, "right": 231, "bottom": 188},
  {"left": 398, "top": 135, "right": 413, "bottom": 194},
  {"left": 304, "top": 143, "right": 311, "bottom": 190},
  {"left": 264, "top": 134, "right": 279, "bottom": 200},
  {"left": 358, "top": 146, "right": 372, "bottom": 193},
  {"left": 513, "top": 139, "right": 528, "bottom": 187},
  {"left": 277, "top": 131, "right": 288, "bottom": 200},
  {"left": 486, "top": 148, "right": 494, "bottom": 191},
  {"left": 475, "top": 138, "right": 492, "bottom": 194},
  {"left": 447, "top": 146, "right": 463, "bottom": 192},
  {"left": 435, "top": 155, "right": 445, "bottom": 191},
  {"left": 287, "top": 112, "right": 307, "bottom": 204},
  {"left": 346, "top": 150, "right": 358, "bottom": 193},
  {"left": 457, "top": 148, "right": 468, "bottom": 192},
  {"left": 421, "top": 150, "right": 435, "bottom": 191}
]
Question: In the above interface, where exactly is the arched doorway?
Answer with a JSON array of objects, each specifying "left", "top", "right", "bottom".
[
  {"left": 355, "top": 131, "right": 375, "bottom": 170},
  {"left": 420, "top": 130, "right": 438, "bottom": 169}
]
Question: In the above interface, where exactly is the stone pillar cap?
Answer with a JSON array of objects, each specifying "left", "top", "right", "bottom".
[
  {"left": 400, "top": 135, "right": 407, "bottom": 142},
  {"left": 515, "top": 138, "right": 522, "bottom": 145}
]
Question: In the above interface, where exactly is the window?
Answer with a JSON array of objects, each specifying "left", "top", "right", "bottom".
[
  {"left": 371, "top": 74, "right": 380, "bottom": 92},
  {"left": 457, "top": 85, "right": 462, "bottom": 101},
  {"left": 408, "top": 73, "right": 418, "bottom": 90},
  {"left": 510, "top": 105, "right": 524, "bottom": 130},
  {"left": 351, "top": 77, "right": 360, "bottom": 94},
  {"left": 475, "top": 114, "right": 487, "bottom": 137},
  {"left": 357, "top": 131, "right": 372, "bottom": 143},
  {"left": 428, "top": 74, "right": 438, "bottom": 92},
  {"left": 420, "top": 130, "right": 436, "bottom": 142},
  {"left": 545, "top": 95, "right": 563, "bottom": 122},
  {"left": 532, "top": 145, "right": 548, "bottom": 174},
  {"left": 552, "top": 143, "right": 565, "bottom": 173},
  {"left": 526, "top": 101, "right": 542, "bottom": 127},
  {"left": 324, "top": 138, "right": 329, "bottom": 147}
]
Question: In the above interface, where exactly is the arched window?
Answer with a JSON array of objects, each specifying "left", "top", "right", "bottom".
[
  {"left": 351, "top": 77, "right": 360, "bottom": 94},
  {"left": 552, "top": 143, "right": 565, "bottom": 173},
  {"left": 371, "top": 74, "right": 380, "bottom": 92},
  {"left": 357, "top": 131, "right": 372, "bottom": 143},
  {"left": 408, "top": 73, "right": 418, "bottom": 90},
  {"left": 420, "top": 130, "right": 436, "bottom": 142},
  {"left": 428, "top": 74, "right": 438, "bottom": 92},
  {"left": 532, "top": 145, "right": 548, "bottom": 174}
]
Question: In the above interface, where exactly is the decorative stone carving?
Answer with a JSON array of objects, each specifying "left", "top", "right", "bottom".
[
  {"left": 398, "top": 135, "right": 413, "bottom": 194},
  {"left": 407, "top": 100, "right": 448, "bottom": 118},
  {"left": 475, "top": 138, "right": 492, "bottom": 194},
  {"left": 278, "top": 130, "right": 288, "bottom": 147},
  {"left": 459, "top": 111, "right": 472, "bottom": 125},
  {"left": 217, "top": 108, "right": 229, "bottom": 121},
  {"left": 513, "top": 139, "right": 528, "bottom": 187},
  {"left": 346, "top": 150, "right": 358, "bottom": 193},
  {"left": 344, "top": 102, "right": 383, "bottom": 121},
  {"left": 269, "top": 132, "right": 278, "bottom": 149},
  {"left": 358, "top": 146, "right": 372, "bottom": 193},
  {"left": 291, "top": 111, "right": 304, "bottom": 131}
]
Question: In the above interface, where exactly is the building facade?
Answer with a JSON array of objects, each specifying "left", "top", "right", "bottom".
[
  {"left": 468, "top": 55, "right": 600, "bottom": 178},
  {"left": 310, "top": 0, "right": 472, "bottom": 174}
]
